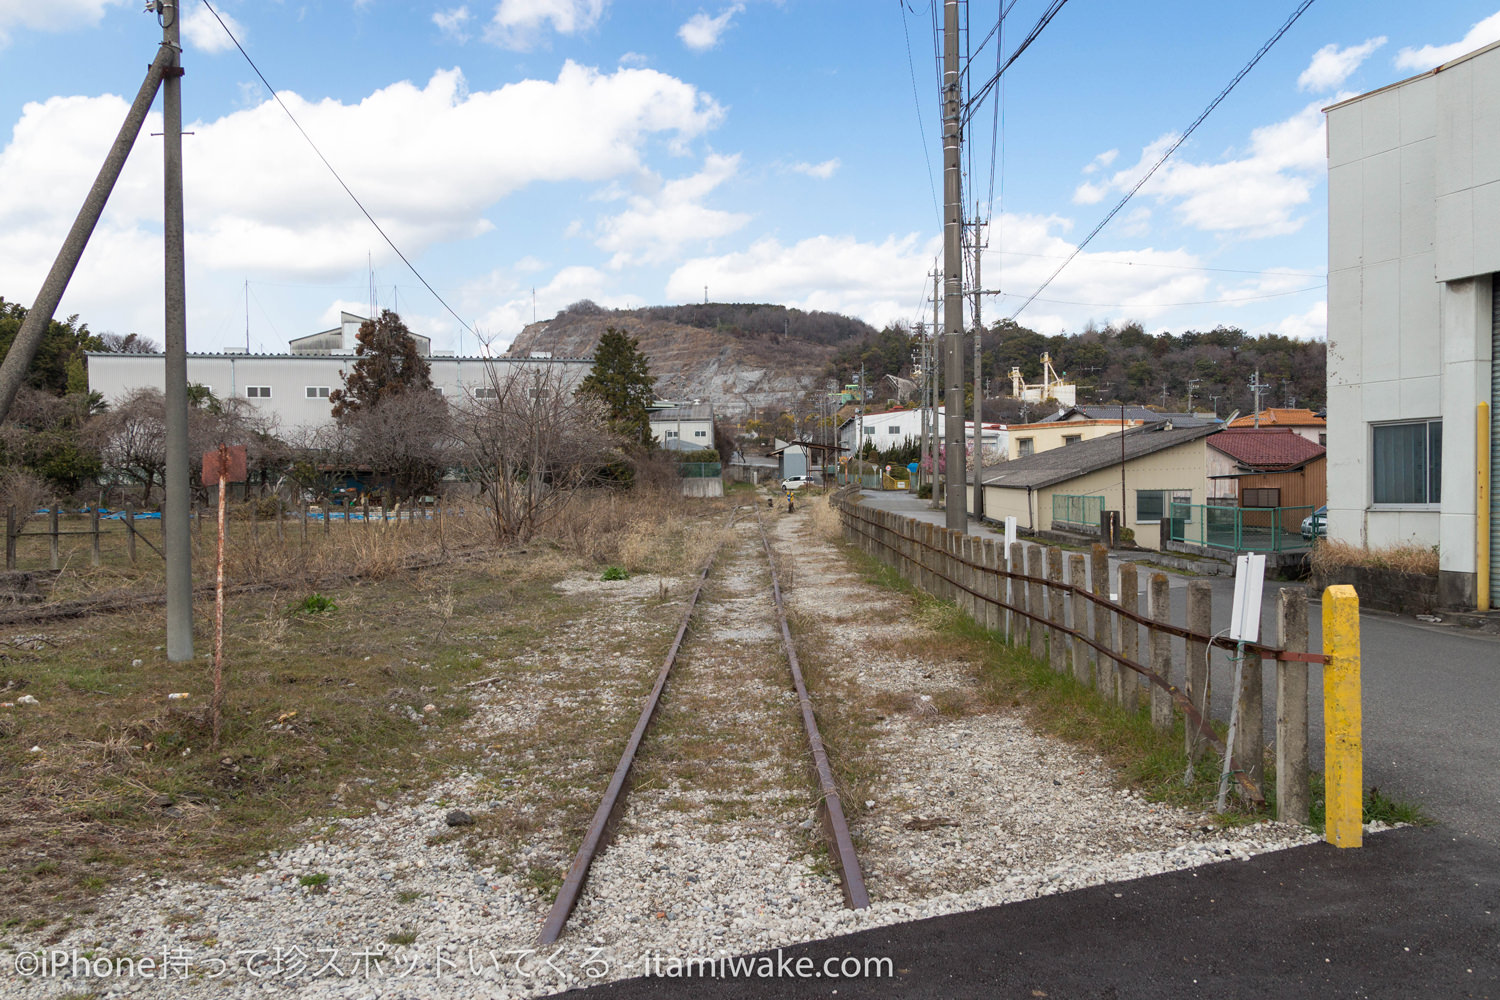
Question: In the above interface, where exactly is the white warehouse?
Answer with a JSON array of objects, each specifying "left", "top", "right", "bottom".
[
  {"left": 87, "top": 313, "right": 594, "bottom": 433},
  {"left": 1324, "top": 40, "right": 1500, "bottom": 609}
]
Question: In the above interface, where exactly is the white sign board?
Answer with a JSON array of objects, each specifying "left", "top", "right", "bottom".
[
  {"left": 1004, "top": 516, "right": 1018, "bottom": 567},
  {"left": 1229, "top": 552, "right": 1266, "bottom": 643}
]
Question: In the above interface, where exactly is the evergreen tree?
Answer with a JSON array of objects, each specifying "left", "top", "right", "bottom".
[
  {"left": 577, "top": 327, "right": 656, "bottom": 449},
  {"left": 328, "top": 310, "right": 432, "bottom": 419}
]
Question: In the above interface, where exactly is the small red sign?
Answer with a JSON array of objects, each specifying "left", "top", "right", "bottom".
[{"left": 202, "top": 445, "right": 247, "bottom": 485}]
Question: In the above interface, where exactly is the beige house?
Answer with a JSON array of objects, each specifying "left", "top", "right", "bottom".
[
  {"left": 1004, "top": 418, "right": 1139, "bottom": 461},
  {"left": 980, "top": 423, "right": 1218, "bottom": 549},
  {"left": 1225, "top": 408, "right": 1326, "bottom": 445}
]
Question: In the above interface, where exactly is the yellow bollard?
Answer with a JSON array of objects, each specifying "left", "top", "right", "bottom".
[{"left": 1322, "top": 584, "right": 1363, "bottom": 848}]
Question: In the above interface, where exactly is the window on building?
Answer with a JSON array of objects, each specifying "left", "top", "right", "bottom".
[
  {"left": 1242, "top": 487, "right": 1280, "bottom": 508},
  {"left": 305, "top": 386, "right": 330, "bottom": 398},
  {"left": 694, "top": 430, "right": 707, "bottom": 438},
  {"left": 245, "top": 386, "right": 271, "bottom": 398},
  {"left": 1372, "top": 419, "right": 1442, "bottom": 505},
  {"left": 889, "top": 425, "right": 901, "bottom": 434},
  {"left": 432, "top": 387, "right": 445, "bottom": 396},
  {"left": 1017, "top": 437, "right": 1034, "bottom": 457},
  {"left": 473, "top": 386, "right": 498, "bottom": 399},
  {"left": 863, "top": 426, "right": 875, "bottom": 436},
  {"left": 1062, "top": 435, "right": 1082, "bottom": 446},
  {"left": 1318, "top": 432, "right": 1327, "bottom": 446},
  {"left": 665, "top": 430, "right": 678, "bottom": 438},
  {"left": 1136, "top": 490, "right": 1166, "bottom": 522}
]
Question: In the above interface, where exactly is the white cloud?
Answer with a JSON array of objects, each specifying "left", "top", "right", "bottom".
[
  {"left": 1298, "top": 37, "right": 1386, "bottom": 92},
  {"left": 1082, "top": 101, "right": 1327, "bottom": 238},
  {"left": 1274, "top": 300, "right": 1326, "bottom": 340},
  {"left": 181, "top": 4, "right": 242, "bottom": 55},
  {"left": 433, "top": 6, "right": 472, "bottom": 43},
  {"left": 0, "top": 0, "right": 126, "bottom": 46},
  {"left": 1081, "top": 149, "right": 1118, "bottom": 175},
  {"left": 468, "top": 264, "right": 640, "bottom": 349},
  {"left": 484, "top": 0, "right": 607, "bottom": 51},
  {"left": 790, "top": 158, "right": 839, "bottom": 179},
  {"left": 594, "top": 153, "right": 750, "bottom": 267},
  {"left": 0, "top": 62, "right": 722, "bottom": 337},
  {"left": 678, "top": 4, "right": 743, "bottom": 52},
  {"left": 1395, "top": 11, "right": 1500, "bottom": 71}
]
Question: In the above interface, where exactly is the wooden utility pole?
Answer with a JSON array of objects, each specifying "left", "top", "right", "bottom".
[{"left": 941, "top": 0, "right": 967, "bottom": 532}]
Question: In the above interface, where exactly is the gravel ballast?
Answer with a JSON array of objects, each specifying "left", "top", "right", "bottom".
[{"left": 4, "top": 503, "right": 1319, "bottom": 999}]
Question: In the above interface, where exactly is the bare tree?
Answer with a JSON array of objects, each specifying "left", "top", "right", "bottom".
[
  {"left": 98, "top": 387, "right": 168, "bottom": 503},
  {"left": 345, "top": 390, "right": 452, "bottom": 504},
  {"left": 455, "top": 362, "right": 617, "bottom": 544}
]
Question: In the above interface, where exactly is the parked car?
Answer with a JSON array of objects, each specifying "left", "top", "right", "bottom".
[
  {"left": 1301, "top": 505, "right": 1327, "bottom": 539},
  {"left": 781, "top": 475, "right": 818, "bottom": 490}
]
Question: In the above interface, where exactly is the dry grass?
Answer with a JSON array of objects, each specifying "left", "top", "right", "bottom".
[
  {"left": 0, "top": 485, "right": 737, "bottom": 932},
  {"left": 1310, "top": 538, "right": 1439, "bottom": 576},
  {"left": 807, "top": 492, "right": 845, "bottom": 541}
]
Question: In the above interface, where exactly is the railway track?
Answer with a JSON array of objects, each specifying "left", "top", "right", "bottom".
[{"left": 538, "top": 505, "right": 868, "bottom": 944}]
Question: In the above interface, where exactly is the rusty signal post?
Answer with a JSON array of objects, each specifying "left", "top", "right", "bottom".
[{"left": 202, "top": 445, "right": 247, "bottom": 749}]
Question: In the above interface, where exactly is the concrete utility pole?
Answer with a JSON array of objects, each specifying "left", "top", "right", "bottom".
[
  {"left": 161, "top": 1, "right": 194, "bottom": 662},
  {"left": 930, "top": 267, "right": 942, "bottom": 508},
  {"left": 1249, "top": 369, "right": 1270, "bottom": 428},
  {"left": 970, "top": 225, "right": 985, "bottom": 522},
  {"left": 0, "top": 46, "right": 172, "bottom": 424},
  {"left": 915, "top": 322, "right": 927, "bottom": 489},
  {"left": 941, "top": 0, "right": 967, "bottom": 533}
]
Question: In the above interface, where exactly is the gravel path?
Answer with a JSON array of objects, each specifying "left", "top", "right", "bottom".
[{"left": 4, "top": 501, "right": 1317, "bottom": 999}]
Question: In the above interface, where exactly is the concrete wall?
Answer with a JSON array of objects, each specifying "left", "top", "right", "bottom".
[{"left": 1325, "top": 42, "right": 1498, "bottom": 607}]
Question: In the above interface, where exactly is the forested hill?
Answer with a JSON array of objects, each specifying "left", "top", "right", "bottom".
[{"left": 831, "top": 318, "right": 1327, "bottom": 417}]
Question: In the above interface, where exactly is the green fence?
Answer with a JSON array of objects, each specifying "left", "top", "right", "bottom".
[
  {"left": 1051, "top": 494, "right": 1104, "bottom": 532},
  {"left": 1168, "top": 503, "right": 1316, "bottom": 553},
  {"left": 678, "top": 462, "right": 722, "bottom": 479}
]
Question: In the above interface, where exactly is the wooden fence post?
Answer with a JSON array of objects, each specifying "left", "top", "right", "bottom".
[
  {"left": 983, "top": 539, "right": 1001, "bottom": 633},
  {"left": 277, "top": 499, "right": 285, "bottom": 543},
  {"left": 90, "top": 504, "right": 100, "bottom": 567},
  {"left": 1185, "top": 580, "right": 1213, "bottom": 762},
  {"left": 50, "top": 504, "right": 59, "bottom": 571},
  {"left": 1117, "top": 562, "right": 1140, "bottom": 712},
  {"left": 1069, "top": 554, "right": 1090, "bottom": 685},
  {"left": 1026, "top": 546, "right": 1045, "bottom": 662},
  {"left": 959, "top": 535, "right": 974, "bottom": 620},
  {"left": 1148, "top": 573, "right": 1173, "bottom": 731},
  {"left": 1010, "top": 542, "right": 1028, "bottom": 649},
  {"left": 1046, "top": 547, "right": 1066, "bottom": 674},
  {"left": 1091, "top": 544, "right": 1114, "bottom": 700},
  {"left": 4, "top": 506, "right": 14, "bottom": 571},
  {"left": 125, "top": 505, "right": 136, "bottom": 564},
  {"left": 1276, "top": 588, "right": 1311, "bottom": 824}
]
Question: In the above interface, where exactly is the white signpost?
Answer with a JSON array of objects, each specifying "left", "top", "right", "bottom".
[{"left": 1219, "top": 552, "right": 1266, "bottom": 811}]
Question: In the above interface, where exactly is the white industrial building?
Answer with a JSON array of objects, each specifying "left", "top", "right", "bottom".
[
  {"left": 837, "top": 408, "right": 1006, "bottom": 460},
  {"left": 649, "top": 402, "right": 716, "bottom": 451},
  {"left": 1324, "top": 40, "right": 1500, "bottom": 609},
  {"left": 87, "top": 312, "right": 593, "bottom": 433}
]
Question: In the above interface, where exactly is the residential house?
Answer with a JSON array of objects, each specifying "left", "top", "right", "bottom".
[
  {"left": 979, "top": 422, "right": 1219, "bottom": 549},
  {"left": 1206, "top": 428, "right": 1327, "bottom": 510},
  {"left": 1226, "top": 408, "right": 1326, "bottom": 445},
  {"left": 1324, "top": 39, "right": 1500, "bottom": 608},
  {"left": 1006, "top": 418, "right": 1139, "bottom": 461}
]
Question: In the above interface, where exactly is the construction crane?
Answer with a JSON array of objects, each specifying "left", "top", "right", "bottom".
[{"left": 1009, "top": 352, "right": 1076, "bottom": 406}]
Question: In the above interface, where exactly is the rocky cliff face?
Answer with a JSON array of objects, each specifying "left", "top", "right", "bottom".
[{"left": 506, "top": 312, "right": 832, "bottom": 417}]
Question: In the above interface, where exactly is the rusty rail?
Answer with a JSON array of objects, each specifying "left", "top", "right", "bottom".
[
  {"left": 754, "top": 512, "right": 870, "bottom": 909},
  {"left": 536, "top": 511, "right": 735, "bottom": 945}
]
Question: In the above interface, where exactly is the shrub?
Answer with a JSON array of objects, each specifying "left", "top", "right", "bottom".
[
  {"left": 1310, "top": 539, "right": 1438, "bottom": 577},
  {"left": 294, "top": 593, "right": 338, "bottom": 615},
  {"left": 601, "top": 566, "right": 629, "bottom": 581}
]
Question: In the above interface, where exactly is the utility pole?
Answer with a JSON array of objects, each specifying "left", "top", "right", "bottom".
[
  {"left": 930, "top": 267, "right": 942, "bottom": 508},
  {"left": 160, "top": 0, "right": 193, "bottom": 662},
  {"left": 970, "top": 223, "right": 985, "bottom": 522},
  {"left": 941, "top": 0, "right": 967, "bottom": 533},
  {"left": 1210, "top": 394, "right": 1221, "bottom": 417},
  {"left": 1186, "top": 378, "right": 1200, "bottom": 415},
  {"left": 915, "top": 323, "right": 927, "bottom": 490},
  {"left": 0, "top": 45, "right": 172, "bottom": 424},
  {"left": 856, "top": 363, "right": 866, "bottom": 473},
  {"left": 1249, "top": 369, "right": 1270, "bottom": 428}
]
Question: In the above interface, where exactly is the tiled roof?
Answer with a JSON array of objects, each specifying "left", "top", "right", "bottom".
[
  {"left": 1226, "top": 408, "right": 1325, "bottom": 428},
  {"left": 1208, "top": 428, "right": 1325, "bottom": 469}
]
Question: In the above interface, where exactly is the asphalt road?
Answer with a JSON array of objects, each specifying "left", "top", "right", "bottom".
[
  {"left": 855, "top": 492, "right": 1500, "bottom": 844},
  {"left": 556, "top": 826, "right": 1500, "bottom": 1000}
]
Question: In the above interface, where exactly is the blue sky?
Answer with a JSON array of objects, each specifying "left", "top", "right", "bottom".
[{"left": 1, "top": 0, "right": 1498, "bottom": 356}]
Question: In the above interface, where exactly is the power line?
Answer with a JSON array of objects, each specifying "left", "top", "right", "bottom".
[
  {"left": 993, "top": 249, "right": 1325, "bottom": 277},
  {"left": 964, "top": 0, "right": 1072, "bottom": 125},
  {"left": 992, "top": 283, "right": 1325, "bottom": 309},
  {"left": 1006, "top": 0, "right": 1319, "bottom": 322},
  {"left": 197, "top": 0, "right": 477, "bottom": 340},
  {"left": 900, "top": 0, "right": 941, "bottom": 223}
]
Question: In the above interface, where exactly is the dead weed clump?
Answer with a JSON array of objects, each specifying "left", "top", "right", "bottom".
[{"left": 1310, "top": 538, "right": 1439, "bottom": 577}]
